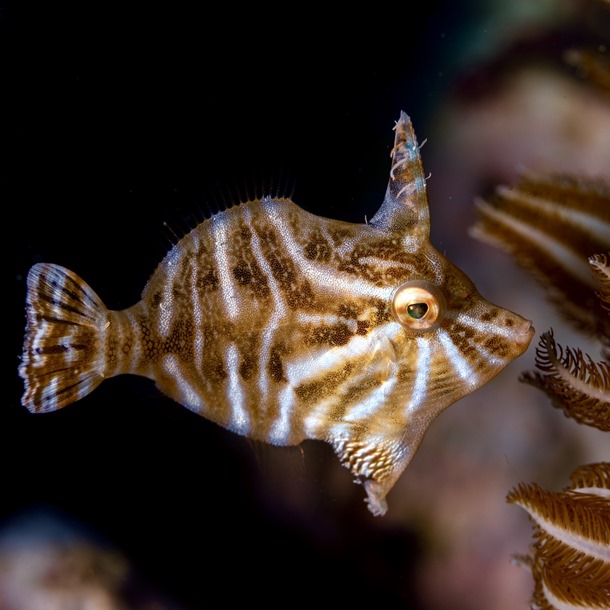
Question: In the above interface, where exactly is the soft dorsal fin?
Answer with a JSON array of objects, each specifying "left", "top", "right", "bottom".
[{"left": 370, "top": 111, "right": 430, "bottom": 238}]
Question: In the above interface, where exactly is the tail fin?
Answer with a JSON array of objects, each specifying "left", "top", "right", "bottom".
[{"left": 19, "top": 263, "right": 109, "bottom": 413}]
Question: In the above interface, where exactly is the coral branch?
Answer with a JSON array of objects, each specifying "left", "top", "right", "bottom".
[
  {"left": 520, "top": 330, "right": 610, "bottom": 431},
  {"left": 507, "top": 463, "right": 610, "bottom": 610}
]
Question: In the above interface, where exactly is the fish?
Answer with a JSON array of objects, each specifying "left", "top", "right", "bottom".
[{"left": 19, "top": 112, "right": 534, "bottom": 515}]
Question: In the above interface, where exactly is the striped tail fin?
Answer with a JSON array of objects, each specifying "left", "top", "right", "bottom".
[{"left": 19, "top": 263, "right": 109, "bottom": 413}]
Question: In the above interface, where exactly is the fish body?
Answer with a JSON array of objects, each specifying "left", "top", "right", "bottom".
[{"left": 19, "top": 112, "right": 534, "bottom": 515}]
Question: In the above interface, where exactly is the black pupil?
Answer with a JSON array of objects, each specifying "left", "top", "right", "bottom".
[{"left": 407, "top": 302, "right": 428, "bottom": 319}]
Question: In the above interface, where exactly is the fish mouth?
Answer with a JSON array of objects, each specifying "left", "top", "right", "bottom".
[{"left": 516, "top": 320, "right": 535, "bottom": 348}]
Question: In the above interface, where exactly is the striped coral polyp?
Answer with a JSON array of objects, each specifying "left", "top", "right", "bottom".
[{"left": 507, "top": 463, "right": 610, "bottom": 610}]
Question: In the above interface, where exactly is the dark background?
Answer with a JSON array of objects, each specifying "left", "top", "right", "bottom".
[{"left": 4, "top": 3, "right": 608, "bottom": 609}]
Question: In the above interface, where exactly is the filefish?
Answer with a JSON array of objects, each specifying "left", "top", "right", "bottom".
[{"left": 19, "top": 112, "right": 534, "bottom": 515}]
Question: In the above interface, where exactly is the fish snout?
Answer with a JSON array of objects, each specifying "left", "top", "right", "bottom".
[{"left": 515, "top": 318, "right": 535, "bottom": 348}]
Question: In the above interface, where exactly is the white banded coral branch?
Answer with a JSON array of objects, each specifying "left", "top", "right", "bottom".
[
  {"left": 565, "top": 47, "right": 610, "bottom": 96},
  {"left": 591, "top": 252, "right": 610, "bottom": 359},
  {"left": 520, "top": 330, "right": 610, "bottom": 431},
  {"left": 591, "top": 252, "right": 610, "bottom": 312},
  {"left": 471, "top": 173, "right": 610, "bottom": 338},
  {"left": 507, "top": 462, "right": 610, "bottom": 610}
]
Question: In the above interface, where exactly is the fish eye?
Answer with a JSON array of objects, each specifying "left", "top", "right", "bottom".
[
  {"left": 407, "top": 302, "right": 428, "bottom": 319},
  {"left": 391, "top": 280, "right": 446, "bottom": 332}
]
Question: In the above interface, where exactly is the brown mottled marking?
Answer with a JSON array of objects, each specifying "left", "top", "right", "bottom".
[
  {"left": 337, "top": 303, "right": 359, "bottom": 319},
  {"left": 447, "top": 322, "right": 478, "bottom": 357},
  {"left": 236, "top": 332, "right": 260, "bottom": 381},
  {"left": 268, "top": 342, "right": 288, "bottom": 383},
  {"left": 356, "top": 320, "right": 370, "bottom": 335},
  {"left": 483, "top": 336, "right": 511, "bottom": 357},
  {"left": 196, "top": 269, "right": 219, "bottom": 292},
  {"left": 306, "top": 323, "right": 352, "bottom": 347},
  {"left": 294, "top": 364, "right": 354, "bottom": 405},
  {"left": 303, "top": 229, "right": 333, "bottom": 262},
  {"left": 151, "top": 292, "right": 163, "bottom": 308},
  {"left": 328, "top": 227, "right": 352, "bottom": 247},
  {"left": 227, "top": 224, "right": 270, "bottom": 300}
]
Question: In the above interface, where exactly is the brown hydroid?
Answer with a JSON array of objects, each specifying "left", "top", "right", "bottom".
[
  {"left": 520, "top": 329, "right": 610, "bottom": 431},
  {"left": 564, "top": 0, "right": 610, "bottom": 98},
  {"left": 470, "top": 4, "right": 610, "bottom": 604},
  {"left": 471, "top": 173, "right": 610, "bottom": 339},
  {"left": 472, "top": 236, "right": 610, "bottom": 608},
  {"left": 591, "top": 252, "right": 610, "bottom": 312},
  {"left": 473, "top": 167, "right": 610, "bottom": 610},
  {"left": 507, "top": 463, "right": 610, "bottom": 610},
  {"left": 565, "top": 46, "right": 610, "bottom": 97}
]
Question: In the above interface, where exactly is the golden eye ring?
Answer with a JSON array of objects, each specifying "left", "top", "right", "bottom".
[{"left": 391, "top": 280, "right": 446, "bottom": 332}]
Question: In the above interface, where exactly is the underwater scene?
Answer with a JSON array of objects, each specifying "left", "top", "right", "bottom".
[{"left": 4, "top": 2, "right": 609, "bottom": 609}]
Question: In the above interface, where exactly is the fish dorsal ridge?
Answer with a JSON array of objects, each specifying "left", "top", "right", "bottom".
[{"left": 370, "top": 111, "right": 430, "bottom": 238}]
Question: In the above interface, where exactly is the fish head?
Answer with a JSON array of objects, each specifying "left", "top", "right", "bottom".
[
  {"left": 384, "top": 240, "right": 534, "bottom": 420},
  {"left": 361, "top": 112, "right": 534, "bottom": 421}
]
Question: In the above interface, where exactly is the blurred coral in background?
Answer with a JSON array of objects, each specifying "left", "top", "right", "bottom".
[
  {"left": 457, "top": 1, "right": 610, "bottom": 607},
  {"left": 0, "top": 510, "right": 182, "bottom": 610},
  {"left": 508, "top": 461, "right": 610, "bottom": 609}
]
